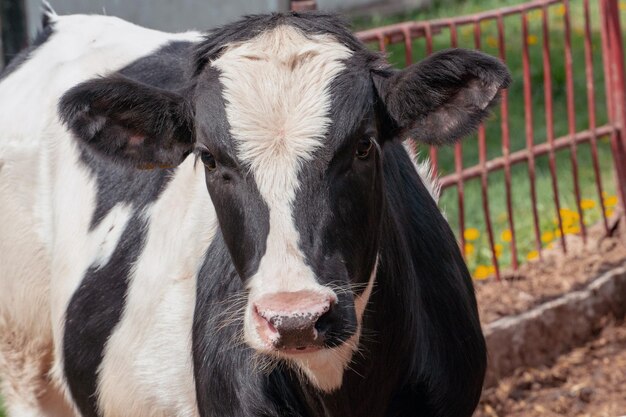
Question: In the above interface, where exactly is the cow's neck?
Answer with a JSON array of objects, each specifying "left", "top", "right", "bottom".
[{"left": 307, "top": 141, "right": 485, "bottom": 417}]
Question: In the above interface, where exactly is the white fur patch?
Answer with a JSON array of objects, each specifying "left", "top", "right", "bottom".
[
  {"left": 90, "top": 203, "right": 133, "bottom": 269},
  {"left": 96, "top": 157, "right": 215, "bottom": 417}
]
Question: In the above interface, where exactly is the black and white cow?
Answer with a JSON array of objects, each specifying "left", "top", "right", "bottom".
[{"left": 0, "top": 6, "right": 509, "bottom": 417}]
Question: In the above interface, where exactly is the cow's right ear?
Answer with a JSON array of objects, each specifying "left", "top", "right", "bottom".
[{"left": 59, "top": 76, "right": 194, "bottom": 169}]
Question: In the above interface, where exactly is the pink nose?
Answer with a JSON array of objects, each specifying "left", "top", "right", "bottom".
[{"left": 253, "top": 290, "right": 334, "bottom": 352}]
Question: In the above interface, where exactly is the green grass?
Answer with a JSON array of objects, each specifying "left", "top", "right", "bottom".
[{"left": 353, "top": 0, "right": 622, "bottom": 278}]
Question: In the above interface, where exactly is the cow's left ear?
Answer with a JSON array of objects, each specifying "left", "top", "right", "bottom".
[
  {"left": 59, "top": 76, "right": 194, "bottom": 169},
  {"left": 373, "top": 48, "right": 511, "bottom": 145}
]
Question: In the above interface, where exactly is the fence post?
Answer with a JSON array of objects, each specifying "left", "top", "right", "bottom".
[
  {"left": 600, "top": 0, "right": 626, "bottom": 218},
  {"left": 290, "top": 0, "right": 317, "bottom": 11}
]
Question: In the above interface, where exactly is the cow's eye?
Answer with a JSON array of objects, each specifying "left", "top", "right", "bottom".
[
  {"left": 200, "top": 151, "right": 217, "bottom": 171},
  {"left": 356, "top": 137, "right": 373, "bottom": 160}
]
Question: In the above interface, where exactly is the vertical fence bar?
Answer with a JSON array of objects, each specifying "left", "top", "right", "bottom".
[
  {"left": 542, "top": 4, "right": 567, "bottom": 252},
  {"left": 475, "top": 20, "right": 500, "bottom": 280},
  {"left": 377, "top": 33, "right": 386, "bottom": 53},
  {"left": 403, "top": 26, "right": 413, "bottom": 66},
  {"left": 522, "top": 10, "right": 544, "bottom": 256},
  {"left": 497, "top": 13, "right": 519, "bottom": 269},
  {"left": 424, "top": 22, "right": 434, "bottom": 55},
  {"left": 599, "top": 0, "right": 626, "bottom": 219},
  {"left": 563, "top": 0, "right": 586, "bottom": 241},
  {"left": 583, "top": 0, "right": 610, "bottom": 233}
]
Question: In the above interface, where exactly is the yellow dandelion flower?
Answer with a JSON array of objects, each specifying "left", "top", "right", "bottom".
[
  {"left": 464, "top": 228, "right": 480, "bottom": 241},
  {"left": 494, "top": 244, "right": 503, "bottom": 258},
  {"left": 605, "top": 208, "right": 615, "bottom": 217},
  {"left": 555, "top": 229, "right": 562, "bottom": 238},
  {"left": 474, "top": 265, "right": 492, "bottom": 280},
  {"left": 554, "top": 4, "right": 566, "bottom": 16},
  {"left": 621, "top": 1, "right": 626, "bottom": 11},
  {"left": 464, "top": 243, "right": 475, "bottom": 256},
  {"left": 580, "top": 199, "right": 596, "bottom": 210},
  {"left": 564, "top": 225, "right": 580, "bottom": 235},
  {"left": 559, "top": 208, "right": 579, "bottom": 220},
  {"left": 527, "top": 34, "right": 538, "bottom": 45},
  {"left": 546, "top": 242, "right": 555, "bottom": 250},
  {"left": 562, "top": 217, "right": 575, "bottom": 228},
  {"left": 486, "top": 36, "right": 498, "bottom": 48},
  {"left": 541, "top": 231, "right": 554, "bottom": 243},
  {"left": 604, "top": 195, "right": 618, "bottom": 207},
  {"left": 559, "top": 208, "right": 579, "bottom": 228},
  {"left": 501, "top": 229, "right": 512, "bottom": 242},
  {"left": 527, "top": 250, "right": 539, "bottom": 261}
]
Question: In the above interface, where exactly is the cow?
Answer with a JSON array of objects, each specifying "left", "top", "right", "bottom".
[{"left": 0, "top": 5, "right": 510, "bottom": 417}]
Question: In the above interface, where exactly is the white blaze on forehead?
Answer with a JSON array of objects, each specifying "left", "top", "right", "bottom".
[{"left": 212, "top": 26, "right": 352, "bottom": 297}]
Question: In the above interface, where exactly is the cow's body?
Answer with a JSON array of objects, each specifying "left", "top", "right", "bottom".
[
  {"left": 0, "top": 15, "right": 205, "bottom": 417},
  {"left": 0, "top": 9, "right": 508, "bottom": 417}
]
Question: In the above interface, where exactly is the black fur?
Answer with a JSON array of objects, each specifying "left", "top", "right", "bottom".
[
  {"left": 53, "top": 12, "right": 508, "bottom": 417},
  {"left": 63, "top": 215, "right": 148, "bottom": 417}
]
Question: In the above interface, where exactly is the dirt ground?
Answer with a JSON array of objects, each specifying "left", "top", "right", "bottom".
[
  {"left": 475, "top": 217, "right": 626, "bottom": 323},
  {"left": 475, "top": 318, "right": 626, "bottom": 417},
  {"left": 472, "top": 216, "right": 626, "bottom": 416}
]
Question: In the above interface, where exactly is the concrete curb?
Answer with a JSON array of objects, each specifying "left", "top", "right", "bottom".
[{"left": 483, "top": 263, "right": 626, "bottom": 388}]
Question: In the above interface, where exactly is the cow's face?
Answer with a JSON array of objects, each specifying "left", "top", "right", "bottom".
[
  {"left": 192, "top": 26, "right": 383, "bottom": 385},
  {"left": 61, "top": 13, "right": 509, "bottom": 392}
]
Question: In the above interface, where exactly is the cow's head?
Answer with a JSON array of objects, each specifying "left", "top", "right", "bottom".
[{"left": 60, "top": 13, "right": 509, "bottom": 391}]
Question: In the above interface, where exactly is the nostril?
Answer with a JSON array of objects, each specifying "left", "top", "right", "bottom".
[{"left": 314, "top": 303, "right": 335, "bottom": 336}]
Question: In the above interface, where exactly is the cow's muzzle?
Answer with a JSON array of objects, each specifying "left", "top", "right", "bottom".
[{"left": 253, "top": 290, "right": 337, "bottom": 353}]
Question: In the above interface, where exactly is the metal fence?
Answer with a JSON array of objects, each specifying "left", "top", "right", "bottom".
[{"left": 350, "top": 0, "right": 626, "bottom": 280}]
